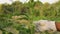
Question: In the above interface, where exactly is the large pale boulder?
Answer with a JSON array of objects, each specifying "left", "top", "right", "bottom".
[{"left": 33, "top": 20, "right": 57, "bottom": 32}]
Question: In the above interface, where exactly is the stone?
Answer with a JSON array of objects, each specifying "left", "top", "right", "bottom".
[{"left": 33, "top": 20, "right": 57, "bottom": 32}]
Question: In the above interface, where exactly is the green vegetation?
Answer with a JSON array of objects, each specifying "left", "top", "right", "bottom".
[{"left": 0, "top": 0, "right": 60, "bottom": 34}]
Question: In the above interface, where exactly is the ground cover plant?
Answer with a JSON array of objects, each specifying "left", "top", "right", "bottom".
[{"left": 0, "top": 0, "right": 60, "bottom": 34}]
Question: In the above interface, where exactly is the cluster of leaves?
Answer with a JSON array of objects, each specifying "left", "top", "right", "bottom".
[
  {"left": 0, "top": 0, "right": 60, "bottom": 21},
  {"left": 0, "top": 0, "right": 60, "bottom": 34}
]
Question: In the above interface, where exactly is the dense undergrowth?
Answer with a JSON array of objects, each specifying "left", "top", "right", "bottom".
[{"left": 0, "top": 0, "right": 60, "bottom": 34}]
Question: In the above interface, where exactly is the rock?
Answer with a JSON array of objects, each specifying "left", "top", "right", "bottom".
[{"left": 33, "top": 20, "right": 56, "bottom": 32}]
